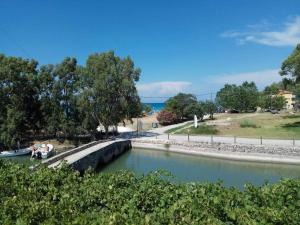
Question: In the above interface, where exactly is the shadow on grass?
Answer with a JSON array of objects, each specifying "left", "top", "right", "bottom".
[
  {"left": 281, "top": 121, "right": 300, "bottom": 128},
  {"left": 281, "top": 115, "right": 300, "bottom": 119}
]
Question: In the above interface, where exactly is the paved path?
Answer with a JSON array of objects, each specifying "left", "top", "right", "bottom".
[
  {"left": 142, "top": 134, "right": 298, "bottom": 146},
  {"left": 148, "top": 115, "right": 210, "bottom": 134}
]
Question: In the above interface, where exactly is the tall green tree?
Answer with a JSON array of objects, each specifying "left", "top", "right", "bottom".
[
  {"left": 216, "top": 82, "right": 259, "bottom": 112},
  {"left": 0, "top": 54, "right": 40, "bottom": 148},
  {"left": 165, "top": 93, "right": 197, "bottom": 120},
  {"left": 38, "top": 64, "right": 63, "bottom": 135},
  {"left": 54, "top": 58, "right": 80, "bottom": 136},
  {"left": 280, "top": 43, "right": 300, "bottom": 82},
  {"left": 80, "top": 51, "right": 141, "bottom": 135},
  {"left": 258, "top": 94, "right": 285, "bottom": 110},
  {"left": 202, "top": 100, "right": 217, "bottom": 119},
  {"left": 183, "top": 102, "right": 205, "bottom": 120}
]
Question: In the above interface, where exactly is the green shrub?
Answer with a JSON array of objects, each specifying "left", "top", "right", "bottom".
[
  {"left": 240, "top": 120, "right": 259, "bottom": 128},
  {"left": 1, "top": 160, "right": 300, "bottom": 224}
]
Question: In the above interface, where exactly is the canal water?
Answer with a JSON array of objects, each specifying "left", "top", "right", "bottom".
[{"left": 101, "top": 148, "right": 300, "bottom": 189}]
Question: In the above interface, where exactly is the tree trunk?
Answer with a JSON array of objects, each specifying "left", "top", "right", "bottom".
[{"left": 105, "top": 126, "right": 109, "bottom": 139}]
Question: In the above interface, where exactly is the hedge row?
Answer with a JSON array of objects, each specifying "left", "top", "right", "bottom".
[{"left": 0, "top": 160, "right": 300, "bottom": 224}]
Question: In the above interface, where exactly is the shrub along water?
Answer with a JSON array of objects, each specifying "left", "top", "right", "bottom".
[{"left": 1, "top": 160, "right": 300, "bottom": 224}]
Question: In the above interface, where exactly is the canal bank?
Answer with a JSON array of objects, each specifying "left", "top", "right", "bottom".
[{"left": 131, "top": 139, "right": 300, "bottom": 165}]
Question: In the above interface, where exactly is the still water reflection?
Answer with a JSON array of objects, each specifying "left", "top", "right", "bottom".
[{"left": 100, "top": 148, "right": 300, "bottom": 188}]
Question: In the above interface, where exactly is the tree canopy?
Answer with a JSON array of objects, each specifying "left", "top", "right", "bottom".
[
  {"left": 81, "top": 51, "right": 141, "bottom": 134},
  {"left": 216, "top": 82, "right": 259, "bottom": 112},
  {"left": 0, "top": 52, "right": 141, "bottom": 148},
  {"left": 280, "top": 43, "right": 300, "bottom": 82},
  {"left": 165, "top": 93, "right": 197, "bottom": 120}
]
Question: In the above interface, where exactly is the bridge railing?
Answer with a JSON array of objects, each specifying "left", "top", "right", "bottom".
[{"left": 42, "top": 138, "right": 116, "bottom": 166}]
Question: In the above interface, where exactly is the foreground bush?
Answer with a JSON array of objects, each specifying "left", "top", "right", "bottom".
[{"left": 1, "top": 160, "right": 300, "bottom": 224}]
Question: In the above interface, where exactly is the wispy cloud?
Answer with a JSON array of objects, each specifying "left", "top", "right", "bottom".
[
  {"left": 221, "top": 16, "right": 300, "bottom": 47},
  {"left": 137, "top": 81, "right": 191, "bottom": 100},
  {"left": 211, "top": 69, "right": 282, "bottom": 89}
]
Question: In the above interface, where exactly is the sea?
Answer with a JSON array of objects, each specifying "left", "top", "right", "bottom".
[{"left": 144, "top": 103, "right": 165, "bottom": 113}]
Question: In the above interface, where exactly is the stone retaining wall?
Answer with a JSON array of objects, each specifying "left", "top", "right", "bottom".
[{"left": 132, "top": 139, "right": 300, "bottom": 157}]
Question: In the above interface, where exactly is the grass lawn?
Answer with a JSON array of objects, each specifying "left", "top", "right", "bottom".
[
  {"left": 175, "top": 125, "right": 219, "bottom": 135},
  {"left": 168, "top": 112, "right": 300, "bottom": 139},
  {"left": 165, "top": 122, "right": 193, "bottom": 134}
]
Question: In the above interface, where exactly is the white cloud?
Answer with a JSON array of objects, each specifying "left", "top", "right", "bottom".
[
  {"left": 211, "top": 69, "right": 282, "bottom": 89},
  {"left": 137, "top": 81, "right": 191, "bottom": 100},
  {"left": 221, "top": 16, "right": 300, "bottom": 47}
]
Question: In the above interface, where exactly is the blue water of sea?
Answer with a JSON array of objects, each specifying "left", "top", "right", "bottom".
[{"left": 144, "top": 103, "right": 165, "bottom": 113}]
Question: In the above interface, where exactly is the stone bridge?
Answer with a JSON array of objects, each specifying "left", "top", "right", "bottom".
[{"left": 42, "top": 139, "right": 131, "bottom": 172}]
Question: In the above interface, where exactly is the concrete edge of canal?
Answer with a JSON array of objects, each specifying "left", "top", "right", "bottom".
[{"left": 131, "top": 139, "right": 300, "bottom": 165}]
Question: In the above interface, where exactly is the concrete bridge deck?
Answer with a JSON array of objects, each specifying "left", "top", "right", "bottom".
[{"left": 44, "top": 139, "right": 131, "bottom": 172}]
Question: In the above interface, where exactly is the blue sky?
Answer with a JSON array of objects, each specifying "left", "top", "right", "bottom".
[{"left": 1, "top": 0, "right": 300, "bottom": 102}]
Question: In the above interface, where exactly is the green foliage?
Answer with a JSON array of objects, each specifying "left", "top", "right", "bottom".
[
  {"left": 264, "top": 82, "right": 281, "bottom": 95},
  {"left": 1, "top": 160, "right": 300, "bottom": 224},
  {"left": 202, "top": 100, "right": 217, "bottom": 119},
  {"left": 216, "top": 82, "right": 259, "bottom": 112},
  {"left": 280, "top": 44, "right": 300, "bottom": 82},
  {"left": 81, "top": 51, "right": 141, "bottom": 134},
  {"left": 165, "top": 93, "right": 197, "bottom": 120},
  {"left": 240, "top": 120, "right": 259, "bottom": 128},
  {"left": 258, "top": 95, "right": 286, "bottom": 110},
  {"left": 0, "top": 52, "right": 141, "bottom": 148},
  {"left": 0, "top": 54, "right": 40, "bottom": 148},
  {"left": 184, "top": 102, "right": 205, "bottom": 120}
]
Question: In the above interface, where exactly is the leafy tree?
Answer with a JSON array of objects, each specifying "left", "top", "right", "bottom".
[
  {"left": 54, "top": 57, "right": 80, "bottom": 137},
  {"left": 282, "top": 77, "right": 294, "bottom": 90},
  {"left": 216, "top": 82, "right": 259, "bottom": 112},
  {"left": 0, "top": 54, "right": 40, "bottom": 148},
  {"left": 157, "top": 110, "right": 177, "bottom": 125},
  {"left": 38, "top": 65, "right": 62, "bottom": 135},
  {"left": 165, "top": 93, "right": 197, "bottom": 120},
  {"left": 264, "top": 80, "right": 294, "bottom": 95},
  {"left": 202, "top": 100, "right": 217, "bottom": 119},
  {"left": 280, "top": 43, "right": 300, "bottom": 82},
  {"left": 81, "top": 51, "right": 141, "bottom": 135},
  {"left": 183, "top": 102, "right": 204, "bottom": 121},
  {"left": 264, "top": 82, "right": 281, "bottom": 95},
  {"left": 259, "top": 95, "right": 285, "bottom": 110}
]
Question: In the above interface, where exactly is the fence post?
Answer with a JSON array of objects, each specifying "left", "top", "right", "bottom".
[
  {"left": 234, "top": 136, "right": 236, "bottom": 144},
  {"left": 260, "top": 136, "right": 262, "bottom": 145},
  {"left": 156, "top": 134, "right": 157, "bottom": 139},
  {"left": 168, "top": 133, "right": 169, "bottom": 140},
  {"left": 188, "top": 130, "right": 190, "bottom": 142},
  {"left": 211, "top": 135, "right": 213, "bottom": 144},
  {"left": 293, "top": 137, "right": 295, "bottom": 146}
]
